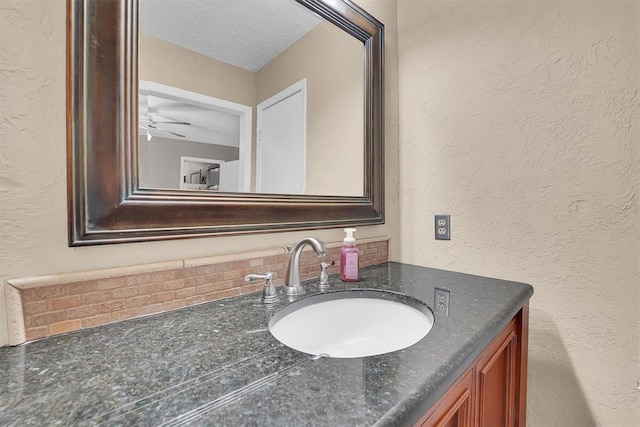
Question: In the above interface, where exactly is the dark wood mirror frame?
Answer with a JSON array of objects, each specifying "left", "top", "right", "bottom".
[{"left": 67, "top": 0, "right": 384, "bottom": 246}]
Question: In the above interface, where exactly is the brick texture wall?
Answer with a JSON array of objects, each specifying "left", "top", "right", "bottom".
[{"left": 7, "top": 238, "right": 388, "bottom": 343}]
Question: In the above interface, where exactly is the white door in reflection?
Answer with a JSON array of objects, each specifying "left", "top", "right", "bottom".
[
  {"left": 256, "top": 79, "right": 306, "bottom": 194},
  {"left": 219, "top": 160, "right": 239, "bottom": 192}
]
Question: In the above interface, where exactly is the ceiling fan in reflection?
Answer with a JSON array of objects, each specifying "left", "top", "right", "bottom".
[{"left": 141, "top": 115, "right": 191, "bottom": 139}]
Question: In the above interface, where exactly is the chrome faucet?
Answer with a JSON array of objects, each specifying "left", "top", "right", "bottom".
[{"left": 285, "top": 237, "right": 326, "bottom": 296}]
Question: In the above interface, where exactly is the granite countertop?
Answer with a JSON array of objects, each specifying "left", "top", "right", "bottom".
[{"left": 0, "top": 262, "right": 533, "bottom": 426}]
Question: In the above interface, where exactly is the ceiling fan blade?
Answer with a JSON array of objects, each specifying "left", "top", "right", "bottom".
[
  {"left": 150, "top": 125, "right": 185, "bottom": 138},
  {"left": 166, "top": 130, "right": 186, "bottom": 138},
  {"left": 155, "top": 120, "right": 191, "bottom": 125},
  {"left": 147, "top": 116, "right": 186, "bottom": 137}
]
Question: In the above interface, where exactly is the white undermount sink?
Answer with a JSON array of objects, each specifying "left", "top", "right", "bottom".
[{"left": 268, "top": 289, "right": 434, "bottom": 358}]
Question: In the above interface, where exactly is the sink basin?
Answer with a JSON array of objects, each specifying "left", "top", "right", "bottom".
[{"left": 268, "top": 289, "right": 434, "bottom": 358}]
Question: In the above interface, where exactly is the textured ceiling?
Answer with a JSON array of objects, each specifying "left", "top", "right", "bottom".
[{"left": 139, "top": 0, "right": 322, "bottom": 72}]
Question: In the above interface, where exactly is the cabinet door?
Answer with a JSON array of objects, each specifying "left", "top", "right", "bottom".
[
  {"left": 419, "top": 369, "right": 474, "bottom": 427},
  {"left": 414, "top": 306, "right": 529, "bottom": 427},
  {"left": 475, "top": 320, "right": 518, "bottom": 427}
]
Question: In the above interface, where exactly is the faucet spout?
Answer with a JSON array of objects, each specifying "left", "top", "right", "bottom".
[{"left": 285, "top": 237, "right": 326, "bottom": 296}]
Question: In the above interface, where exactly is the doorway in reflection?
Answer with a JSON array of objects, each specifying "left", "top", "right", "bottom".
[{"left": 138, "top": 81, "right": 252, "bottom": 192}]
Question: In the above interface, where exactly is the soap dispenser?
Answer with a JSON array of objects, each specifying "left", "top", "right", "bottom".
[{"left": 340, "top": 228, "right": 360, "bottom": 282}]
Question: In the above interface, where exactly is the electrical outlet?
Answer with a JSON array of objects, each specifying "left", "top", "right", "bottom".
[
  {"left": 435, "top": 214, "right": 450, "bottom": 240},
  {"left": 434, "top": 288, "right": 450, "bottom": 315}
]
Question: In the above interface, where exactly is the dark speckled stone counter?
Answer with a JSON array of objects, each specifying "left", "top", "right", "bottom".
[{"left": 0, "top": 262, "right": 533, "bottom": 426}]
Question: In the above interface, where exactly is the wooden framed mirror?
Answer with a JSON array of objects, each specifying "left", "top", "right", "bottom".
[{"left": 67, "top": 0, "right": 384, "bottom": 245}]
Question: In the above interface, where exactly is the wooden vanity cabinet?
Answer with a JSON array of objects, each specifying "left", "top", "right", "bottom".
[{"left": 416, "top": 304, "right": 529, "bottom": 427}]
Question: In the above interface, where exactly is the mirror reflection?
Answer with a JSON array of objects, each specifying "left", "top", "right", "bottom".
[{"left": 138, "top": 0, "right": 365, "bottom": 196}]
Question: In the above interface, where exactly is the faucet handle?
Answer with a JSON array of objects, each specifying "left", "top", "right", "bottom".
[
  {"left": 318, "top": 260, "right": 336, "bottom": 288},
  {"left": 245, "top": 272, "right": 278, "bottom": 304}
]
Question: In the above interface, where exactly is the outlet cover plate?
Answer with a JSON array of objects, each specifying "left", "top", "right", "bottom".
[
  {"left": 435, "top": 214, "right": 450, "bottom": 240},
  {"left": 434, "top": 288, "right": 450, "bottom": 316}
]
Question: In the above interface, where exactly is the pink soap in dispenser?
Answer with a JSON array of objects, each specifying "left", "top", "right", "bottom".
[{"left": 340, "top": 228, "right": 360, "bottom": 282}]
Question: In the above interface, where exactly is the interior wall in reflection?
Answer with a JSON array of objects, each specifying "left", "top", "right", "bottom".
[
  {"left": 139, "top": 136, "right": 239, "bottom": 189},
  {"left": 256, "top": 21, "right": 364, "bottom": 196},
  {"left": 139, "top": 34, "right": 256, "bottom": 107}
]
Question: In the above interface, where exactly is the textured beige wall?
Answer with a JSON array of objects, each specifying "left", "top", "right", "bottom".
[
  {"left": 139, "top": 35, "right": 256, "bottom": 107},
  {"left": 4, "top": 0, "right": 637, "bottom": 423},
  {"left": 398, "top": 0, "right": 639, "bottom": 425},
  {"left": 0, "top": 0, "right": 399, "bottom": 347},
  {"left": 256, "top": 21, "right": 365, "bottom": 196}
]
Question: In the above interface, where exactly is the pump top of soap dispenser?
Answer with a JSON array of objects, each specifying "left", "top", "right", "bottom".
[{"left": 343, "top": 228, "right": 357, "bottom": 246}]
